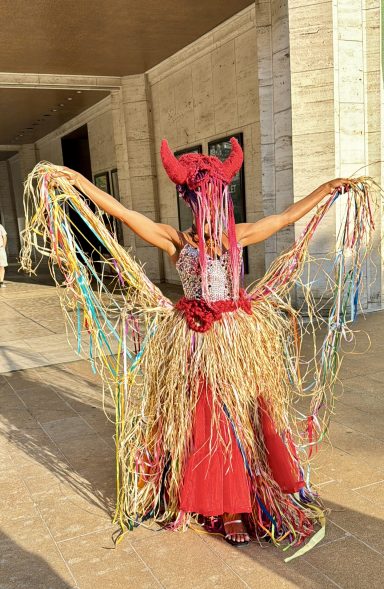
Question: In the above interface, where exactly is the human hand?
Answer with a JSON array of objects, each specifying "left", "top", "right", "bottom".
[
  {"left": 323, "top": 178, "right": 351, "bottom": 194},
  {"left": 49, "top": 166, "right": 80, "bottom": 187}
]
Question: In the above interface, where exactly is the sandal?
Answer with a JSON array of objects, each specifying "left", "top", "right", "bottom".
[{"left": 223, "top": 519, "right": 250, "bottom": 547}]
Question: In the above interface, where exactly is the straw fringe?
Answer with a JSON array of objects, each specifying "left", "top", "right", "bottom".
[{"left": 20, "top": 164, "right": 382, "bottom": 554}]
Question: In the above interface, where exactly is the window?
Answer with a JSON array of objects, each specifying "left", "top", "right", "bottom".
[
  {"left": 93, "top": 171, "right": 110, "bottom": 193},
  {"left": 94, "top": 170, "right": 123, "bottom": 246},
  {"left": 110, "top": 169, "right": 124, "bottom": 246}
]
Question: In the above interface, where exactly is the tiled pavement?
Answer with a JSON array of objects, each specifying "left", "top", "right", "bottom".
[
  {"left": 0, "top": 269, "right": 183, "bottom": 373},
  {"left": 1, "top": 271, "right": 384, "bottom": 588}
]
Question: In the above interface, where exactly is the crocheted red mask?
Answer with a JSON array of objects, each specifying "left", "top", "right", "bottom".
[{"left": 160, "top": 138, "right": 244, "bottom": 301}]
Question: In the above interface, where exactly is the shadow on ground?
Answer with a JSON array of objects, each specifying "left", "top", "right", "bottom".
[
  {"left": 0, "top": 531, "right": 74, "bottom": 589},
  {"left": 1, "top": 359, "right": 384, "bottom": 588}
]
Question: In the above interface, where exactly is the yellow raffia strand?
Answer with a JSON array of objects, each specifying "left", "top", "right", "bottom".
[{"left": 20, "top": 163, "right": 383, "bottom": 558}]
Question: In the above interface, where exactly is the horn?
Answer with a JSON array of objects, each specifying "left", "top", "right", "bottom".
[
  {"left": 160, "top": 139, "right": 188, "bottom": 185},
  {"left": 221, "top": 137, "right": 243, "bottom": 182}
]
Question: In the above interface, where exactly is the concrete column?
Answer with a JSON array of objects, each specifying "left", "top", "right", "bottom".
[
  {"left": 255, "top": 0, "right": 294, "bottom": 271},
  {"left": 287, "top": 1, "right": 337, "bottom": 304},
  {"left": 288, "top": 0, "right": 383, "bottom": 310},
  {"left": 361, "top": 0, "right": 383, "bottom": 307},
  {"left": 254, "top": 1, "right": 382, "bottom": 309},
  {"left": 110, "top": 88, "right": 136, "bottom": 251},
  {"left": 119, "top": 74, "right": 163, "bottom": 281},
  {"left": 18, "top": 144, "right": 38, "bottom": 179}
]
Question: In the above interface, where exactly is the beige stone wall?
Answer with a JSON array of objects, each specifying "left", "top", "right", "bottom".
[
  {"left": 38, "top": 138, "right": 63, "bottom": 166},
  {"left": 362, "top": 0, "right": 383, "bottom": 307},
  {"left": 147, "top": 5, "right": 264, "bottom": 285},
  {"left": 288, "top": 0, "right": 383, "bottom": 309},
  {"left": 88, "top": 108, "right": 116, "bottom": 175},
  {"left": 118, "top": 76, "right": 164, "bottom": 280},
  {"left": 288, "top": 0, "right": 337, "bottom": 303},
  {"left": 255, "top": 0, "right": 294, "bottom": 270}
]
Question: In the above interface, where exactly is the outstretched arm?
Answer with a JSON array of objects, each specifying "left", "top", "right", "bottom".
[
  {"left": 236, "top": 178, "right": 350, "bottom": 246},
  {"left": 50, "top": 167, "right": 179, "bottom": 256}
]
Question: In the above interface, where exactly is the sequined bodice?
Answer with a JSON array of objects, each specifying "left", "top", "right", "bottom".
[{"left": 176, "top": 243, "right": 243, "bottom": 302}]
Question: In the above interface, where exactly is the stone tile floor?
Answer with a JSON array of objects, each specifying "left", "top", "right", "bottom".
[{"left": 1, "top": 270, "right": 384, "bottom": 588}]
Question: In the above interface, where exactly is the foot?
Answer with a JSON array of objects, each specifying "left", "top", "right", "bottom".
[{"left": 222, "top": 513, "right": 250, "bottom": 546}]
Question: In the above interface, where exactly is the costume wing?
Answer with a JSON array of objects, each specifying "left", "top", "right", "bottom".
[
  {"left": 247, "top": 178, "right": 382, "bottom": 457},
  {"left": 21, "top": 162, "right": 173, "bottom": 401}
]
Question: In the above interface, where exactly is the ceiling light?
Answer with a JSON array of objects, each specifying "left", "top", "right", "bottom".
[
  {"left": 59, "top": 103, "right": 64, "bottom": 107},
  {"left": 67, "top": 97, "right": 73, "bottom": 101},
  {"left": 76, "top": 90, "right": 82, "bottom": 94},
  {"left": 52, "top": 108, "right": 57, "bottom": 112}
]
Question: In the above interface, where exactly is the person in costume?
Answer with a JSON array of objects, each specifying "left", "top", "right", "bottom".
[{"left": 21, "top": 138, "right": 378, "bottom": 559}]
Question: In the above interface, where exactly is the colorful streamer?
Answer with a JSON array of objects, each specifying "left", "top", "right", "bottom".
[{"left": 20, "top": 163, "right": 383, "bottom": 559}]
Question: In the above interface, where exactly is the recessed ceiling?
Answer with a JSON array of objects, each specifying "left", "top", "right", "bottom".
[
  {"left": 0, "top": 89, "right": 109, "bottom": 144},
  {"left": 0, "top": 0, "right": 253, "bottom": 76},
  {"left": 0, "top": 150, "right": 17, "bottom": 161}
]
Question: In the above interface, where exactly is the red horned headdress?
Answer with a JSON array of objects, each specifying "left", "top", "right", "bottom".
[
  {"left": 160, "top": 138, "right": 244, "bottom": 300},
  {"left": 160, "top": 137, "right": 243, "bottom": 189}
]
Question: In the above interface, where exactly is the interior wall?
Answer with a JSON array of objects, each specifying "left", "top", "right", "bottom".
[{"left": 88, "top": 109, "right": 116, "bottom": 176}]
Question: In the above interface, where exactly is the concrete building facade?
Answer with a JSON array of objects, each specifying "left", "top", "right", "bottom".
[{"left": 0, "top": 0, "right": 382, "bottom": 308}]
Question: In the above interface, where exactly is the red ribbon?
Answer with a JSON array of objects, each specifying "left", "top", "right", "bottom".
[{"left": 176, "top": 289, "right": 252, "bottom": 332}]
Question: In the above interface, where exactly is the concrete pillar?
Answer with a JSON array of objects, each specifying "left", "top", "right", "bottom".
[
  {"left": 361, "top": 0, "right": 384, "bottom": 307},
  {"left": 255, "top": 0, "right": 294, "bottom": 270},
  {"left": 117, "top": 74, "right": 163, "bottom": 281},
  {"left": 256, "top": 0, "right": 383, "bottom": 310},
  {"left": 288, "top": 0, "right": 383, "bottom": 310},
  {"left": 18, "top": 144, "right": 38, "bottom": 179},
  {"left": 110, "top": 88, "right": 136, "bottom": 251}
]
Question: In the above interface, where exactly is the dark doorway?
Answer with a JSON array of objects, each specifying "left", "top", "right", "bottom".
[
  {"left": 61, "top": 125, "right": 104, "bottom": 263},
  {"left": 61, "top": 124, "right": 92, "bottom": 181}
]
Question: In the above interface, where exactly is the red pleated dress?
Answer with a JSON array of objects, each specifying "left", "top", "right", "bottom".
[{"left": 180, "top": 382, "right": 305, "bottom": 516}]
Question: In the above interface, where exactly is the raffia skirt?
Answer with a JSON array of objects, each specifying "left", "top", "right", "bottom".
[{"left": 115, "top": 300, "right": 322, "bottom": 548}]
